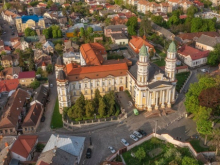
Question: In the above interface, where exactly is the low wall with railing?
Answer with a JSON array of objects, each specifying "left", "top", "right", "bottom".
[{"left": 106, "top": 133, "right": 215, "bottom": 162}]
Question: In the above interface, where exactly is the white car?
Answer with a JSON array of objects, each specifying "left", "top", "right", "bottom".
[
  {"left": 121, "top": 139, "right": 129, "bottom": 146},
  {"left": 201, "top": 69, "right": 208, "bottom": 73},
  {"left": 130, "top": 134, "right": 138, "bottom": 141},
  {"left": 108, "top": 146, "right": 116, "bottom": 153},
  {"left": 133, "top": 131, "right": 142, "bottom": 138}
]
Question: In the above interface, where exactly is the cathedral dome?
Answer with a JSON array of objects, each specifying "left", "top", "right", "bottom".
[
  {"left": 57, "top": 70, "right": 66, "bottom": 80},
  {"left": 139, "top": 44, "right": 149, "bottom": 57},
  {"left": 167, "top": 41, "right": 176, "bottom": 53},
  {"left": 56, "top": 56, "right": 64, "bottom": 66}
]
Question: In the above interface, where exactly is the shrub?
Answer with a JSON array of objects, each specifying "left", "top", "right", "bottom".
[{"left": 36, "top": 143, "right": 45, "bottom": 152}]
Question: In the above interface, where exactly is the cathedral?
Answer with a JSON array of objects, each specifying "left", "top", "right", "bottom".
[{"left": 55, "top": 41, "right": 177, "bottom": 114}]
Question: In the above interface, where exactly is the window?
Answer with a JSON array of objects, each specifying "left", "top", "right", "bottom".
[
  {"left": 103, "top": 82, "right": 105, "bottom": 86},
  {"left": 120, "top": 79, "right": 122, "bottom": 83},
  {"left": 25, "top": 128, "right": 27, "bottom": 131},
  {"left": 91, "top": 83, "right": 93, "bottom": 87},
  {"left": 31, "top": 127, "right": 34, "bottom": 130},
  {"left": 10, "top": 129, "right": 12, "bottom": 133},
  {"left": 91, "top": 90, "right": 93, "bottom": 94},
  {"left": 72, "top": 85, "right": 75, "bottom": 89},
  {"left": 97, "top": 82, "right": 99, "bottom": 86},
  {"left": 103, "top": 88, "right": 105, "bottom": 92},
  {"left": 85, "top": 90, "right": 87, "bottom": 94},
  {"left": 109, "top": 87, "right": 111, "bottom": 91},
  {"left": 73, "top": 92, "right": 76, "bottom": 96},
  {"left": 143, "top": 93, "right": 146, "bottom": 97},
  {"left": 0, "top": 130, "right": 2, "bottom": 134},
  {"left": 109, "top": 80, "right": 111, "bottom": 85},
  {"left": 85, "top": 83, "right": 87, "bottom": 88},
  {"left": 5, "top": 130, "right": 8, "bottom": 133},
  {"left": 79, "top": 83, "right": 81, "bottom": 89}
]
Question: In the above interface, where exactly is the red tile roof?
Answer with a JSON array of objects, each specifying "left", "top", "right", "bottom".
[
  {"left": 10, "top": 135, "right": 38, "bottom": 158},
  {"left": 179, "top": 15, "right": 187, "bottom": 19},
  {"left": 4, "top": 46, "right": 11, "bottom": 51},
  {"left": 129, "top": 36, "right": 155, "bottom": 52},
  {"left": 65, "top": 61, "right": 128, "bottom": 81},
  {"left": 178, "top": 32, "right": 220, "bottom": 41},
  {"left": 178, "top": 45, "right": 209, "bottom": 60},
  {"left": 80, "top": 43, "right": 106, "bottom": 66},
  {"left": 0, "top": 79, "right": 19, "bottom": 93},
  {"left": 18, "top": 71, "right": 36, "bottom": 79},
  {"left": 37, "top": 161, "right": 49, "bottom": 165}
]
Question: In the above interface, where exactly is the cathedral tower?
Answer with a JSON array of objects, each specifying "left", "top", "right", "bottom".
[
  {"left": 165, "top": 40, "right": 177, "bottom": 81},
  {"left": 137, "top": 44, "right": 149, "bottom": 86}
]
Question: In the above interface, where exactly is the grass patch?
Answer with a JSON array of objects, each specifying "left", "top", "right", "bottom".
[
  {"left": 122, "top": 137, "right": 201, "bottom": 165},
  {"left": 176, "top": 72, "right": 190, "bottom": 92},
  {"left": 189, "top": 139, "right": 210, "bottom": 152},
  {"left": 152, "top": 58, "right": 165, "bottom": 66},
  {"left": 51, "top": 98, "right": 63, "bottom": 129}
]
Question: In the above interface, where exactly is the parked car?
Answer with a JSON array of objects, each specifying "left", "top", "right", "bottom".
[
  {"left": 201, "top": 69, "right": 208, "bottom": 73},
  {"left": 138, "top": 129, "right": 147, "bottom": 136},
  {"left": 11, "top": 32, "right": 14, "bottom": 35},
  {"left": 130, "top": 134, "right": 138, "bottom": 141},
  {"left": 121, "top": 139, "right": 129, "bottom": 146},
  {"left": 133, "top": 131, "right": 142, "bottom": 138},
  {"left": 50, "top": 83, "right": 53, "bottom": 88},
  {"left": 41, "top": 116, "right": 45, "bottom": 122},
  {"left": 108, "top": 146, "right": 116, "bottom": 153},
  {"left": 86, "top": 148, "right": 92, "bottom": 158}
]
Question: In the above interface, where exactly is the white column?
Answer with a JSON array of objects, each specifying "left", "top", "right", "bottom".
[
  {"left": 146, "top": 90, "right": 149, "bottom": 107},
  {"left": 148, "top": 92, "right": 152, "bottom": 111},
  {"left": 152, "top": 91, "right": 155, "bottom": 104},
  {"left": 161, "top": 90, "right": 165, "bottom": 108},
  {"left": 172, "top": 88, "right": 175, "bottom": 102},
  {"left": 159, "top": 90, "right": 162, "bottom": 104},
  {"left": 167, "top": 90, "right": 171, "bottom": 108},
  {"left": 155, "top": 92, "right": 158, "bottom": 110}
]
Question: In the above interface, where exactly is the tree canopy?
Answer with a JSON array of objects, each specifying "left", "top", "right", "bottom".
[
  {"left": 191, "top": 17, "right": 216, "bottom": 32},
  {"left": 182, "top": 156, "right": 199, "bottom": 165},
  {"left": 126, "top": 16, "right": 138, "bottom": 36},
  {"left": 24, "top": 28, "right": 37, "bottom": 37},
  {"left": 43, "top": 25, "right": 62, "bottom": 39},
  {"left": 207, "top": 43, "right": 220, "bottom": 66}
]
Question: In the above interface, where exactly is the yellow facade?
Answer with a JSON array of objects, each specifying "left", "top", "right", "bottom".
[{"left": 19, "top": 78, "right": 35, "bottom": 86}]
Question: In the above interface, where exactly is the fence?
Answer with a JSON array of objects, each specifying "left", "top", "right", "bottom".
[
  {"left": 106, "top": 133, "right": 215, "bottom": 162},
  {"left": 63, "top": 114, "right": 126, "bottom": 131}
]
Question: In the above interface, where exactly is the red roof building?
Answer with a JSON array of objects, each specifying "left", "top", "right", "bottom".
[
  {"left": 0, "top": 79, "right": 19, "bottom": 93},
  {"left": 129, "top": 36, "right": 155, "bottom": 54},
  {"left": 178, "top": 45, "right": 209, "bottom": 68},
  {"left": 10, "top": 135, "right": 38, "bottom": 161},
  {"left": 18, "top": 71, "right": 36, "bottom": 79}
]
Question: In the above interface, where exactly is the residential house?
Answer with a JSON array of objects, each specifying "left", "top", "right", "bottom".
[
  {"left": 18, "top": 71, "right": 36, "bottom": 86},
  {"left": 178, "top": 45, "right": 209, "bottom": 68},
  {"left": 0, "top": 89, "right": 30, "bottom": 135},
  {"left": 137, "top": 0, "right": 172, "bottom": 14},
  {"left": 34, "top": 50, "right": 52, "bottom": 70},
  {"left": 64, "top": 40, "right": 79, "bottom": 52},
  {"left": 195, "top": 34, "right": 220, "bottom": 51},
  {"left": 176, "top": 31, "right": 220, "bottom": 44},
  {"left": 151, "top": 22, "right": 174, "bottom": 40},
  {"left": 22, "top": 102, "right": 44, "bottom": 134},
  {"left": 10, "top": 135, "right": 38, "bottom": 161},
  {"left": 81, "top": 17, "right": 89, "bottom": 23},
  {"left": 1, "top": 55, "right": 19, "bottom": 67},
  {"left": 27, "top": 6, "right": 45, "bottom": 16},
  {"left": 0, "top": 67, "right": 21, "bottom": 80},
  {"left": 1, "top": 10, "right": 20, "bottom": 25},
  {"left": 111, "top": 16, "right": 128, "bottom": 25},
  {"left": 10, "top": 37, "right": 29, "bottom": 50},
  {"left": 52, "top": 0, "right": 66, "bottom": 4},
  {"left": 127, "top": 0, "right": 139, "bottom": 6},
  {"left": 80, "top": 43, "right": 107, "bottom": 66},
  {"left": 0, "top": 136, "right": 16, "bottom": 165},
  {"left": 36, "top": 134, "right": 85, "bottom": 165},
  {"left": 63, "top": 51, "right": 80, "bottom": 64},
  {"left": 104, "top": 24, "right": 128, "bottom": 37},
  {"left": 129, "top": 36, "right": 155, "bottom": 54},
  {"left": 110, "top": 33, "right": 128, "bottom": 45},
  {"left": 99, "top": 10, "right": 114, "bottom": 17},
  {"left": 32, "top": 85, "right": 49, "bottom": 106},
  {"left": 43, "top": 11, "right": 68, "bottom": 24},
  {"left": 0, "top": 79, "right": 19, "bottom": 94},
  {"left": 43, "top": 41, "right": 54, "bottom": 54},
  {"left": 210, "top": 0, "right": 220, "bottom": 7},
  {"left": 10, "top": 37, "right": 20, "bottom": 47},
  {"left": 167, "top": 0, "right": 193, "bottom": 11},
  {"left": 193, "top": 0, "right": 204, "bottom": 8},
  {"left": 106, "top": 5, "right": 122, "bottom": 13},
  {"left": 89, "top": 5, "right": 104, "bottom": 14},
  {"left": 37, "top": 2, "right": 47, "bottom": 8},
  {"left": 62, "top": 4, "right": 71, "bottom": 8},
  {"left": 15, "top": 15, "right": 45, "bottom": 33}
]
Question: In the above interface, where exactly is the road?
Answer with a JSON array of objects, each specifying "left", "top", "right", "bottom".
[{"left": 0, "top": 17, "right": 18, "bottom": 42}]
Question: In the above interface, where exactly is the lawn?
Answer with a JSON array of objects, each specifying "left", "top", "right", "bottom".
[
  {"left": 189, "top": 139, "right": 210, "bottom": 152},
  {"left": 50, "top": 98, "right": 63, "bottom": 129},
  {"left": 152, "top": 59, "right": 165, "bottom": 66},
  {"left": 122, "top": 137, "right": 201, "bottom": 165},
  {"left": 176, "top": 72, "right": 190, "bottom": 92}
]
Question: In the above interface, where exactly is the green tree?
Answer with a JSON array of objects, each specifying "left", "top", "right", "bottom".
[
  {"left": 24, "top": 27, "right": 32, "bottom": 37},
  {"left": 151, "top": 15, "right": 164, "bottom": 26},
  {"left": 115, "top": 0, "right": 123, "bottom": 5},
  {"left": 104, "top": 18, "right": 111, "bottom": 26},
  {"left": 182, "top": 156, "right": 199, "bottom": 165},
  {"left": 87, "top": 27, "right": 93, "bottom": 34},
  {"left": 104, "top": 91, "right": 115, "bottom": 116},
  {"left": 187, "top": 5, "right": 198, "bottom": 18},
  {"left": 1, "top": 51, "right": 6, "bottom": 55},
  {"left": 36, "top": 67, "right": 43, "bottom": 75},
  {"left": 35, "top": 42, "right": 42, "bottom": 49},
  {"left": 212, "top": 128, "right": 220, "bottom": 155},
  {"left": 168, "top": 15, "right": 180, "bottom": 26},
  {"left": 28, "top": 55, "right": 35, "bottom": 71},
  {"left": 52, "top": 30, "right": 58, "bottom": 38},
  {"left": 94, "top": 89, "right": 101, "bottom": 112},
  {"left": 195, "top": 106, "right": 212, "bottom": 145},
  {"left": 69, "top": 19, "right": 73, "bottom": 26},
  {"left": 135, "top": 147, "right": 146, "bottom": 161},
  {"left": 4, "top": 2, "right": 11, "bottom": 10},
  {"left": 207, "top": 43, "right": 220, "bottom": 66},
  {"left": 72, "top": 93, "right": 85, "bottom": 118},
  {"left": 47, "top": 0, "right": 53, "bottom": 7},
  {"left": 85, "top": 100, "right": 95, "bottom": 118},
  {"left": 30, "top": 80, "right": 40, "bottom": 89},
  {"left": 98, "top": 97, "right": 106, "bottom": 117},
  {"left": 80, "top": 27, "right": 85, "bottom": 37},
  {"left": 55, "top": 43, "right": 63, "bottom": 54},
  {"left": 43, "top": 29, "right": 50, "bottom": 39},
  {"left": 0, "top": 65, "right": 4, "bottom": 71},
  {"left": 73, "top": 28, "right": 79, "bottom": 37},
  {"left": 139, "top": 16, "right": 152, "bottom": 37},
  {"left": 46, "top": 64, "right": 53, "bottom": 73},
  {"left": 126, "top": 16, "right": 138, "bottom": 36},
  {"left": 57, "top": 30, "right": 62, "bottom": 38}
]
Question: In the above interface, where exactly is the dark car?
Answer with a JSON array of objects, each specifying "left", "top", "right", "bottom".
[
  {"left": 86, "top": 148, "right": 92, "bottom": 158},
  {"left": 138, "top": 129, "right": 147, "bottom": 136},
  {"left": 41, "top": 116, "right": 45, "bottom": 122},
  {"left": 11, "top": 33, "right": 15, "bottom": 35}
]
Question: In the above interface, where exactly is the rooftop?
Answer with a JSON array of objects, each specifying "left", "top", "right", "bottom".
[
  {"left": 0, "top": 79, "right": 19, "bottom": 93},
  {"left": 10, "top": 135, "right": 38, "bottom": 158},
  {"left": 111, "top": 33, "right": 128, "bottom": 40},
  {"left": 129, "top": 36, "right": 155, "bottom": 51},
  {"left": 18, "top": 71, "right": 36, "bottom": 79},
  {"left": 19, "top": 15, "right": 44, "bottom": 23}
]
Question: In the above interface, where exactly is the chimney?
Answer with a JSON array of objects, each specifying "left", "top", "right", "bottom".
[{"left": 5, "top": 142, "right": 8, "bottom": 147}]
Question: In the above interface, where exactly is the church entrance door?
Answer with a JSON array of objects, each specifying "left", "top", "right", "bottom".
[{"left": 119, "top": 86, "right": 124, "bottom": 91}]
